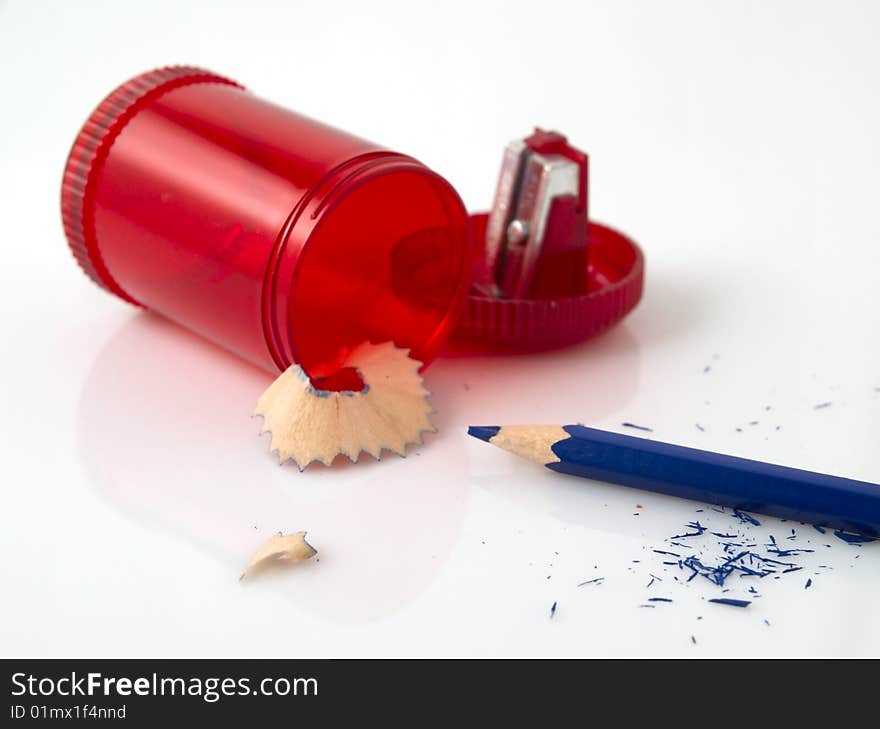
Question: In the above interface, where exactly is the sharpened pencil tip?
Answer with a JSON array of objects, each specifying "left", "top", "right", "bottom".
[{"left": 467, "top": 425, "right": 501, "bottom": 443}]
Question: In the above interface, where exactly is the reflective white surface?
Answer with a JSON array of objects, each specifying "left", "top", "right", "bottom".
[{"left": 1, "top": 0, "right": 878, "bottom": 656}]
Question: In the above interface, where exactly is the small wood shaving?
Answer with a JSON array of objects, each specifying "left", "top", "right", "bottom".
[{"left": 240, "top": 531, "right": 317, "bottom": 581}]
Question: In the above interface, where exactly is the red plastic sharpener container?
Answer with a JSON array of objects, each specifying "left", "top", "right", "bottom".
[{"left": 61, "top": 66, "right": 472, "bottom": 376}]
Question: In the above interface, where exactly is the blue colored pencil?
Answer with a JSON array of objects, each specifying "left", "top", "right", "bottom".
[{"left": 467, "top": 424, "right": 880, "bottom": 536}]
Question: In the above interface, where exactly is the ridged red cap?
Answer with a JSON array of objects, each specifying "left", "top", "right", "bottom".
[
  {"left": 60, "top": 66, "right": 242, "bottom": 305},
  {"left": 456, "top": 214, "right": 644, "bottom": 347}
]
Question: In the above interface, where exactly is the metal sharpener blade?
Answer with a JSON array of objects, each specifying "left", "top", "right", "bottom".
[{"left": 484, "top": 140, "right": 580, "bottom": 299}]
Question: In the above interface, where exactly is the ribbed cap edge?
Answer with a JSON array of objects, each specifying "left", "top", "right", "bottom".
[
  {"left": 60, "top": 66, "right": 242, "bottom": 304},
  {"left": 457, "top": 222, "right": 644, "bottom": 347}
]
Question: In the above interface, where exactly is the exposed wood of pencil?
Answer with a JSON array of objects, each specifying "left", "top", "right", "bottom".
[{"left": 488, "top": 425, "right": 567, "bottom": 464}]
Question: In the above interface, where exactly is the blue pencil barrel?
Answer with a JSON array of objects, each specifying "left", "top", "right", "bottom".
[{"left": 550, "top": 425, "right": 880, "bottom": 536}]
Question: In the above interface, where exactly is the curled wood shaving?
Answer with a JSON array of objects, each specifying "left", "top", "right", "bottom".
[{"left": 254, "top": 342, "right": 434, "bottom": 469}]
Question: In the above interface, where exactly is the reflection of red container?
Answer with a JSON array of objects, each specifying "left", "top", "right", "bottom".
[{"left": 62, "top": 66, "right": 471, "bottom": 377}]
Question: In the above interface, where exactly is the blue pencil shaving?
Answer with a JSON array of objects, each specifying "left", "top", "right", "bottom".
[
  {"left": 733, "top": 510, "right": 761, "bottom": 526},
  {"left": 708, "top": 598, "right": 751, "bottom": 608},
  {"left": 765, "top": 535, "right": 814, "bottom": 557},
  {"left": 635, "top": 493, "right": 871, "bottom": 614},
  {"left": 833, "top": 530, "right": 875, "bottom": 544},
  {"left": 746, "top": 554, "right": 798, "bottom": 568},
  {"left": 680, "top": 550, "right": 779, "bottom": 587},
  {"left": 671, "top": 521, "right": 707, "bottom": 539},
  {"left": 550, "top": 601, "right": 557, "bottom": 618},
  {"left": 577, "top": 577, "right": 604, "bottom": 587},
  {"left": 813, "top": 525, "right": 827, "bottom": 534},
  {"left": 814, "top": 402, "right": 832, "bottom": 410},
  {"left": 734, "top": 564, "right": 766, "bottom": 577},
  {"left": 652, "top": 508, "right": 830, "bottom": 595},
  {"left": 695, "top": 424, "right": 705, "bottom": 432},
  {"left": 621, "top": 422, "right": 653, "bottom": 432}
]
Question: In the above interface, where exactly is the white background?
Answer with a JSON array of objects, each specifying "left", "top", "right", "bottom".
[{"left": 1, "top": 0, "right": 878, "bottom": 657}]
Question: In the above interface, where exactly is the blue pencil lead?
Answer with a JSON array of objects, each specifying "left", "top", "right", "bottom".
[{"left": 467, "top": 425, "right": 501, "bottom": 442}]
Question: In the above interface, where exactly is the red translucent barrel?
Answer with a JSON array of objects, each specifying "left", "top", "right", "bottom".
[{"left": 62, "top": 67, "right": 472, "bottom": 376}]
